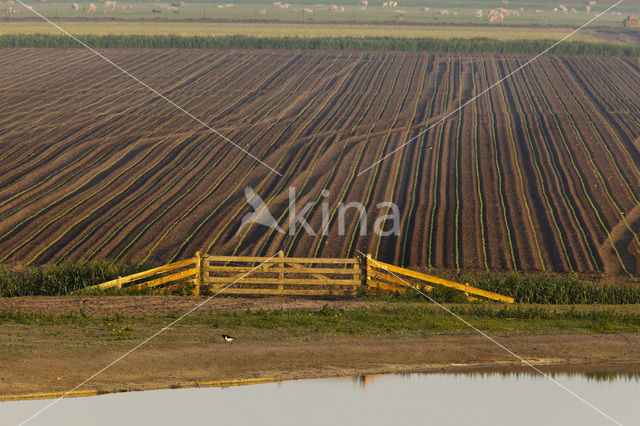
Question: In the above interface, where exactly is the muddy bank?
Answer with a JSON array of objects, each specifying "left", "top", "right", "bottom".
[{"left": 1, "top": 333, "right": 639, "bottom": 397}]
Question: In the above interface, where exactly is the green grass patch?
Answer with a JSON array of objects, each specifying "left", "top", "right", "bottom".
[
  {"left": 0, "top": 261, "right": 152, "bottom": 297},
  {"left": 2, "top": 304, "right": 639, "bottom": 335},
  {"left": 432, "top": 270, "right": 640, "bottom": 304},
  {"left": 0, "top": 33, "right": 638, "bottom": 56}
]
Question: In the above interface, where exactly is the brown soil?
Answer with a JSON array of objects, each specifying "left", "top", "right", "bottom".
[
  {"left": 1, "top": 50, "right": 640, "bottom": 274},
  {"left": 0, "top": 295, "right": 378, "bottom": 317},
  {"left": 1, "top": 331, "right": 639, "bottom": 397}
]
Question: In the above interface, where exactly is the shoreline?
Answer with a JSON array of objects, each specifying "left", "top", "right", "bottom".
[
  {"left": 1, "top": 333, "right": 639, "bottom": 397},
  {"left": 2, "top": 359, "right": 639, "bottom": 402}
]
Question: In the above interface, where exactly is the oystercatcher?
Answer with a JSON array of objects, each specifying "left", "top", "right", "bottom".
[{"left": 220, "top": 334, "right": 234, "bottom": 342}]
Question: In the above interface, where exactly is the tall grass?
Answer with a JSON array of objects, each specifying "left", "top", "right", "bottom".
[
  {"left": 0, "top": 261, "right": 151, "bottom": 296},
  {"left": 461, "top": 272, "right": 640, "bottom": 304},
  {"left": 1, "top": 34, "right": 639, "bottom": 56}
]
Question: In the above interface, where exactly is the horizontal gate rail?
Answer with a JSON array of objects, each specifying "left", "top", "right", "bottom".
[{"left": 205, "top": 253, "right": 361, "bottom": 297}]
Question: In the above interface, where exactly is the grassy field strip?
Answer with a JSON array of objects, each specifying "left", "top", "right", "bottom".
[
  {"left": 0, "top": 21, "right": 618, "bottom": 42},
  {"left": 2, "top": 304, "right": 640, "bottom": 334}
]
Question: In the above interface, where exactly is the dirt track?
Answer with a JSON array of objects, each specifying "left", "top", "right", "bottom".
[{"left": 0, "top": 295, "right": 377, "bottom": 317}]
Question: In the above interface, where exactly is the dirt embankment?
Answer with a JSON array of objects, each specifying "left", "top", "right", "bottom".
[
  {"left": 1, "top": 333, "right": 639, "bottom": 397},
  {"left": 1, "top": 296, "right": 639, "bottom": 397}
]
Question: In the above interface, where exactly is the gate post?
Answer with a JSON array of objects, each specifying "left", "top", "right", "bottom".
[
  {"left": 278, "top": 251, "right": 285, "bottom": 291},
  {"left": 194, "top": 251, "right": 202, "bottom": 296}
]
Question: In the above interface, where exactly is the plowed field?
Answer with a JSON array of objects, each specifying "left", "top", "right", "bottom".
[{"left": 1, "top": 49, "right": 639, "bottom": 274}]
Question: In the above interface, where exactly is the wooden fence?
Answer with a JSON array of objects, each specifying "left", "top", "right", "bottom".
[
  {"left": 84, "top": 253, "right": 512, "bottom": 302},
  {"left": 364, "top": 255, "right": 514, "bottom": 303},
  {"left": 204, "top": 253, "right": 361, "bottom": 296},
  {"left": 82, "top": 256, "right": 199, "bottom": 294}
]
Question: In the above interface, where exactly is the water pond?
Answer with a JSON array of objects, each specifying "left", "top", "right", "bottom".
[{"left": 3, "top": 364, "right": 640, "bottom": 426}]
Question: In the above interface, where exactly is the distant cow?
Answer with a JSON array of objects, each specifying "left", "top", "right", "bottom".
[{"left": 152, "top": 8, "right": 161, "bottom": 12}]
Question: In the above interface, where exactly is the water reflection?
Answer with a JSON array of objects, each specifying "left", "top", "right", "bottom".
[
  {"left": 3, "top": 365, "right": 640, "bottom": 426},
  {"left": 353, "top": 361, "right": 640, "bottom": 387}
]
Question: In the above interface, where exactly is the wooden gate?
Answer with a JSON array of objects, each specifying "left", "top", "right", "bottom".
[
  {"left": 83, "top": 253, "right": 512, "bottom": 302},
  {"left": 203, "top": 253, "right": 361, "bottom": 296}
]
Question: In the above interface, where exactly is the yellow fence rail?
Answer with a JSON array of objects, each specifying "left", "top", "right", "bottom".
[
  {"left": 365, "top": 254, "right": 514, "bottom": 303},
  {"left": 82, "top": 255, "right": 199, "bottom": 294},
  {"left": 204, "top": 253, "right": 361, "bottom": 297}
]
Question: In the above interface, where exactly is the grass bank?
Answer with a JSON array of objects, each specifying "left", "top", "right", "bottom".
[
  {"left": 1, "top": 303, "right": 640, "bottom": 335},
  {"left": 1, "top": 34, "right": 639, "bottom": 56}
]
